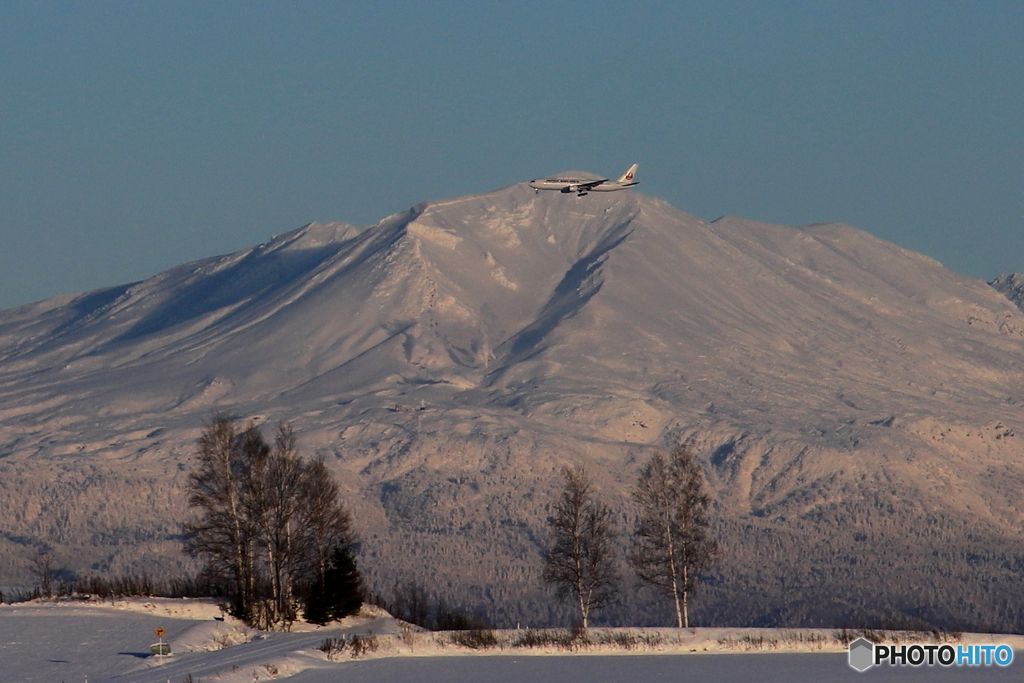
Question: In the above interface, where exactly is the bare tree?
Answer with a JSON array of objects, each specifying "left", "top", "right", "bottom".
[
  {"left": 542, "top": 465, "right": 620, "bottom": 629},
  {"left": 183, "top": 415, "right": 256, "bottom": 618},
  {"left": 258, "top": 425, "right": 357, "bottom": 628},
  {"left": 392, "top": 579, "right": 433, "bottom": 628},
  {"left": 28, "top": 551, "right": 58, "bottom": 599},
  {"left": 629, "top": 446, "right": 717, "bottom": 628},
  {"left": 295, "top": 455, "right": 356, "bottom": 591}
]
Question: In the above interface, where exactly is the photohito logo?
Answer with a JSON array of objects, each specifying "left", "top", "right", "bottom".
[{"left": 848, "top": 637, "right": 1013, "bottom": 672}]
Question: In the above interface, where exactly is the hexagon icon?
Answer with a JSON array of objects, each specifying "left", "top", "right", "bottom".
[{"left": 848, "top": 637, "right": 874, "bottom": 672}]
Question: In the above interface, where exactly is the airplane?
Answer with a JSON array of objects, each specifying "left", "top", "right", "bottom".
[{"left": 529, "top": 164, "right": 639, "bottom": 196}]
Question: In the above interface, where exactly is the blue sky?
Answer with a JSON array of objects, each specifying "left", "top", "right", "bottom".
[{"left": 2, "top": 1, "right": 1022, "bottom": 310}]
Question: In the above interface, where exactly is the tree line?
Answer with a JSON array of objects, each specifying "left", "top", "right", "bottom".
[
  {"left": 542, "top": 445, "right": 717, "bottom": 629},
  {"left": 185, "top": 423, "right": 716, "bottom": 630}
]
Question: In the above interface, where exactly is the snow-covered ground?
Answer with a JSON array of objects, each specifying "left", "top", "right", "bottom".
[
  {"left": 2, "top": 599, "right": 1021, "bottom": 682},
  {"left": 288, "top": 653, "right": 1023, "bottom": 683}
]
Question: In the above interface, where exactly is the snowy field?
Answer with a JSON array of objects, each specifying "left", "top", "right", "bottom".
[
  {"left": 1, "top": 599, "right": 1021, "bottom": 683},
  {"left": 291, "top": 654, "right": 1023, "bottom": 683}
]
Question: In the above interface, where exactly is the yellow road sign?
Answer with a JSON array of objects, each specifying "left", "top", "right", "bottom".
[{"left": 155, "top": 627, "right": 165, "bottom": 638}]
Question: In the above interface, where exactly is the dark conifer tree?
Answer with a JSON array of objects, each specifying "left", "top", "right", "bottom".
[{"left": 304, "top": 544, "right": 364, "bottom": 624}]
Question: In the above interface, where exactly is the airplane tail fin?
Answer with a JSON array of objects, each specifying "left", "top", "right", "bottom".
[{"left": 617, "top": 163, "right": 639, "bottom": 184}]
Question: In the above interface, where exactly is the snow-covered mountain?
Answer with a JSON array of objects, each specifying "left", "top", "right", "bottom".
[{"left": 3, "top": 181, "right": 1024, "bottom": 629}]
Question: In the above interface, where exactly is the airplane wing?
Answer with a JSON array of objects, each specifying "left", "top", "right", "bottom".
[{"left": 574, "top": 178, "right": 609, "bottom": 190}]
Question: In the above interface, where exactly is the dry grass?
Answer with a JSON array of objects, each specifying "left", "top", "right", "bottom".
[{"left": 318, "top": 633, "right": 380, "bottom": 661}]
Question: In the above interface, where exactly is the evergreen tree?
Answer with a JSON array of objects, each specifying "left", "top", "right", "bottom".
[{"left": 304, "top": 545, "right": 364, "bottom": 624}]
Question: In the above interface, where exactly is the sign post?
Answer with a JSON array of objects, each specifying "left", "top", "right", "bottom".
[{"left": 151, "top": 627, "right": 170, "bottom": 659}]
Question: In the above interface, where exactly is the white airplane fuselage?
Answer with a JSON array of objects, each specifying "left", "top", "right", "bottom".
[{"left": 529, "top": 164, "right": 638, "bottom": 196}]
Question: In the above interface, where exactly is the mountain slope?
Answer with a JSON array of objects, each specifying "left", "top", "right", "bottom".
[
  {"left": 992, "top": 272, "right": 1024, "bottom": 314},
  {"left": 2, "top": 182, "right": 1024, "bottom": 630}
]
